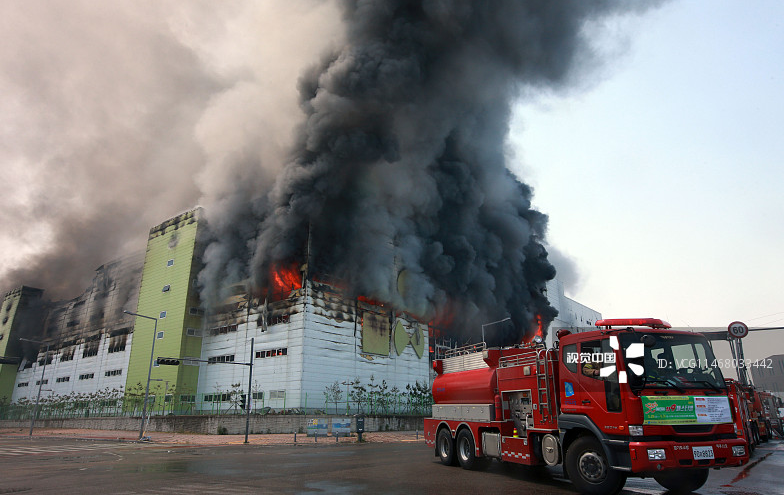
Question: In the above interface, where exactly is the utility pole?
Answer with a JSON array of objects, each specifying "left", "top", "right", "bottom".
[{"left": 20, "top": 337, "right": 49, "bottom": 437}]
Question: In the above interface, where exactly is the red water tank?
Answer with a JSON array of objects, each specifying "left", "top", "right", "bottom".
[{"left": 432, "top": 366, "right": 497, "bottom": 404}]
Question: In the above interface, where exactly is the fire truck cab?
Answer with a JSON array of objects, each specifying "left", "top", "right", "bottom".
[{"left": 424, "top": 318, "right": 749, "bottom": 495}]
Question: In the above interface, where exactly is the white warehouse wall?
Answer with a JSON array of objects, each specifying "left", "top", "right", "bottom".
[
  {"left": 195, "top": 282, "right": 430, "bottom": 412},
  {"left": 545, "top": 279, "right": 602, "bottom": 348},
  {"left": 12, "top": 332, "right": 133, "bottom": 402}
]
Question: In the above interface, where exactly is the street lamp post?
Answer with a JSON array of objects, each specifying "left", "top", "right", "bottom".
[
  {"left": 20, "top": 337, "right": 50, "bottom": 437},
  {"left": 244, "top": 337, "right": 254, "bottom": 445},
  {"left": 481, "top": 317, "right": 511, "bottom": 344},
  {"left": 124, "top": 310, "right": 158, "bottom": 441}
]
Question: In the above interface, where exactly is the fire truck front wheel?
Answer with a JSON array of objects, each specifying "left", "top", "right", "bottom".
[
  {"left": 437, "top": 428, "right": 458, "bottom": 466},
  {"left": 456, "top": 429, "right": 489, "bottom": 470},
  {"left": 653, "top": 468, "right": 709, "bottom": 494},
  {"left": 565, "top": 436, "right": 626, "bottom": 495}
]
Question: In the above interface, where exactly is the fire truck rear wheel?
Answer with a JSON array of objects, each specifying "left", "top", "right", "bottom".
[
  {"left": 437, "top": 428, "right": 458, "bottom": 466},
  {"left": 565, "top": 436, "right": 626, "bottom": 495},
  {"left": 456, "top": 429, "right": 488, "bottom": 470},
  {"left": 654, "top": 468, "right": 709, "bottom": 494}
]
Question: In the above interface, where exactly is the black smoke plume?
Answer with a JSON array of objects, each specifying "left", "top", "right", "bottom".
[{"left": 202, "top": 1, "right": 639, "bottom": 344}]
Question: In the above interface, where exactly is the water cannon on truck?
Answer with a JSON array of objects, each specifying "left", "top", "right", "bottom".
[{"left": 424, "top": 318, "right": 749, "bottom": 495}]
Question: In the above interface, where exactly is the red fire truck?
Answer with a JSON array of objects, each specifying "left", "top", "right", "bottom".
[
  {"left": 744, "top": 385, "right": 768, "bottom": 443},
  {"left": 758, "top": 391, "right": 782, "bottom": 438},
  {"left": 425, "top": 318, "right": 749, "bottom": 495},
  {"left": 725, "top": 379, "right": 755, "bottom": 452}
]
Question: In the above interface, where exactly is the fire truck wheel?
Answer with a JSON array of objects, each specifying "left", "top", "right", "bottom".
[
  {"left": 565, "top": 436, "right": 626, "bottom": 495},
  {"left": 456, "top": 429, "right": 488, "bottom": 470},
  {"left": 437, "top": 428, "right": 458, "bottom": 466},
  {"left": 654, "top": 468, "right": 709, "bottom": 494}
]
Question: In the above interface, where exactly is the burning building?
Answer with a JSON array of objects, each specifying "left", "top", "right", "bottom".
[
  {"left": 1, "top": 3, "right": 641, "bottom": 412},
  {"left": 5, "top": 253, "right": 142, "bottom": 403},
  {"left": 4, "top": 207, "right": 599, "bottom": 412}
]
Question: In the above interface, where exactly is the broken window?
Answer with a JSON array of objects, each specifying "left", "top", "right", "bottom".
[
  {"left": 82, "top": 342, "right": 99, "bottom": 358},
  {"left": 108, "top": 335, "right": 127, "bottom": 353}
]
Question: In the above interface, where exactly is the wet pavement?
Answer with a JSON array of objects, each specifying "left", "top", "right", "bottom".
[{"left": 0, "top": 430, "right": 780, "bottom": 494}]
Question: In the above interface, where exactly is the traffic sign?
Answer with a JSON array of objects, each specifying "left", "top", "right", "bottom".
[
  {"left": 728, "top": 321, "right": 749, "bottom": 339},
  {"left": 156, "top": 357, "right": 181, "bottom": 366}
]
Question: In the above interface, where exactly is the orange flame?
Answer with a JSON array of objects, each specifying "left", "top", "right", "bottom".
[
  {"left": 523, "top": 314, "right": 544, "bottom": 344},
  {"left": 430, "top": 301, "right": 455, "bottom": 331},
  {"left": 357, "top": 295, "right": 384, "bottom": 307},
  {"left": 270, "top": 262, "right": 302, "bottom": 295}
]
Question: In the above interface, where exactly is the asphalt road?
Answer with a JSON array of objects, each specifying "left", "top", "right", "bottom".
[{"left": 0, "top": 437, "right": 781, "bottom": 494}]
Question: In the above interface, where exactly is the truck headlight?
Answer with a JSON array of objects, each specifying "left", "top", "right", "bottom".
[
  {"left": 732, "top": 446, "right": 746, "bottom": 457},
  {"left": 629, "top": 425, "right": 644, "bottom": 436},
  {"left": 647, "top": 449, "right": 666, "bottom": 460}
]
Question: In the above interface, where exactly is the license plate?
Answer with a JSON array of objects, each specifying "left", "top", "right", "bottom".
[{"left": 692, "top": 446, "right": 714, "bottom": 460}]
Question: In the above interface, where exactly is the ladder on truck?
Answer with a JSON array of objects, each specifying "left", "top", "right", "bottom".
[{"left": 535, "top": 348, "right": 558, "bottom": 421}]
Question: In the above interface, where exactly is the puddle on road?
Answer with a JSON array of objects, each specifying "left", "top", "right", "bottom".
[{"left": 722, "top": 453, "right": 773, "bottom": 487}]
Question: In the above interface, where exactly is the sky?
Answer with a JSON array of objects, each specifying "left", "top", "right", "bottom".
[
  {"left": 1, "top": 1, "right": 781, "bottom": 363},
  {"left": 509, "top": 1, "right": 784, "bottom": 362}
]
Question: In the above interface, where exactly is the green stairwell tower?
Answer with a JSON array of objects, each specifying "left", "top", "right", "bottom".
[{"left": 124, "top": 208, "right": 205, "bottom": 411}]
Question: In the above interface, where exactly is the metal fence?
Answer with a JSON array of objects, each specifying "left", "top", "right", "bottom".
[{"left": 0, "top": 390, "right": 432, "bottom": 420}]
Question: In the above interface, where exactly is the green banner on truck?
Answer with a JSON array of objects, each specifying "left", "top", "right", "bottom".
[{"left": 642, "top": 396, "right": 732, "bottom": 425}]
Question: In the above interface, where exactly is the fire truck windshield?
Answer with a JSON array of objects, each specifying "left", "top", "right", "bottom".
[{"left": 619, "top": 333, "right": 725, "bottom": 392}]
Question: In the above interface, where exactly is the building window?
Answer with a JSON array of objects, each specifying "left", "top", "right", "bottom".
[
  {"left": 17, "top": 382, "right": 28, "bottom": 388},
  {"left": 104, "top": 369, "right": 122, "bottom": 377},
  {"left": 82, "top": 343, "right": 99, "bottom": 358},
  {"left": 56, "top": 376, "right": 70, "bottom": 383},
  {"left": 167, "top": 259, "right": 174, "bottom": 267},
  {"left": 189, "top": 307, "right": 204, "bottom": 317},
  {"left": 108, "top": 336, "right": 127, "bottom": 353},
  {"left": 162, "top": 285, "right": 171, "bottom": 292},
  {"left": 35, "top": 379, "right": 49, "bottom": 385},
  {"left": 256, "top": 348, "right": 288, "bottom": 359},
  {"left": 78, "top": 373, "right": 94, "bottom": 380},
  {"left": 269, "top": 390, "right": 285, "bottom": 400},
  {"left": 207, "top": 354, "right": 235, "bottom": 364},
  {"left": 180, "top": 395, "right": 196, "bottom": 403},
  {"left": 60, "top": 349, "right": 75, "bottom": 361},
  {"left": 159, "top": 311, "right": 167, "bottom": 319},
  {"left": 38, "top": 355, "right": 53, "bottom": 366},
  {"left": 203, "top": 393, "right": 232, "bottom": 402},
  {"left": 209, "top": 324, "right": 238, "bottom": 336},
  {"left": 186, "top": 328, "right": 200, "bottom": 337},
  {"left": 157, "top": 331, "right": 164, "bottom": 340},
  {"left": 252, "top": 392, "right": 264, "bottom": 400},
  {"left": 268, "top": 314, "right": 290, "bottom": 326}
]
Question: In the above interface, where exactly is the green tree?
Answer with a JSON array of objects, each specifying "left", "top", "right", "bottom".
[{"left": 323, "top": 381, "right": 343, "bottom": 414}]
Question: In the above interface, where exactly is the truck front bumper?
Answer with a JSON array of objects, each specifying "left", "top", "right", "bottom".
[{"left": 628, "top": 438, "right": 748, "bottom": 472}]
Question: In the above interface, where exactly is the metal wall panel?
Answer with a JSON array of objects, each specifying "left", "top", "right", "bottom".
[{"left": 432, "top": 403, "right": 493, "bottom": 422}]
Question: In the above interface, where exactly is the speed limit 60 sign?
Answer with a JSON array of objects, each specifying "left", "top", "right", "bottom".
[{"left": 728, "top": 321, "right": 749, "bottom": 339}]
